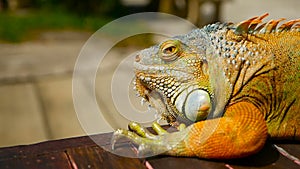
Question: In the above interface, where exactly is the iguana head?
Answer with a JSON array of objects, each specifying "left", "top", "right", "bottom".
[{"left": 133, "top": 29, "right": 214, "bottom": 125}]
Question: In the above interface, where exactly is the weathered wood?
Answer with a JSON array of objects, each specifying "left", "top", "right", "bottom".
[
  {"left": 147, "top": 141, "right": 300, "bottom": 169},
  {"left": 0, "top": 132, "right": 299, "bottom": 169},
  {"left": 66, "top": 146, "right": 146, "bottom": 169},
  {"left": 0, "top": 152, "right": 72, "bottom": 169},
  {"left": 0, "top": 133, "right": 146, "bottom": 169},
  {"left": 148, "top": 156, "right": 226, "bottom": 169},
  {"left": 0, "top": 134, "right": 111, "bottom": 160}
]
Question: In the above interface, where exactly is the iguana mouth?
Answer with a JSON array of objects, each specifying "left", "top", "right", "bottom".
[
  {"left": 134, "top": 76, "right": 177, "bottom": 124},
  {"left": 134, "top": 72, "right": 212, "bottom": 125}
]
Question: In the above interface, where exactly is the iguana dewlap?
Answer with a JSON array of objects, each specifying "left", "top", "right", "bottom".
[{"left": 113, "top": 14, "right": 300, "bottom": 159}]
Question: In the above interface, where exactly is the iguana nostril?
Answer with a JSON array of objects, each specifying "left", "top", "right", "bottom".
[{"left": 135, "top": 54, "right": 141, "bottom": 62}]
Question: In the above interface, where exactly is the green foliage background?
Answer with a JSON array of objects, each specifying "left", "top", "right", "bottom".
[{"left": 0, "top": 0, "right": 138, "bottom": 42}]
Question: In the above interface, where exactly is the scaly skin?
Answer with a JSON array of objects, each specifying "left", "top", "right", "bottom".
[{"left": 113, "top": 14, "right": 300, "bottom": 159}]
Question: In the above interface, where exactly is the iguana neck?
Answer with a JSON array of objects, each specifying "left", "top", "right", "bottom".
[{"left": 204, "top": 23, "right": 300, "bottom": 123}]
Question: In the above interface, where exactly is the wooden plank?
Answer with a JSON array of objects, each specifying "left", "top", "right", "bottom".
[
  {"left": 0, "top": 152, "right": 72, "bottom": 169},
  {"left": 148, "top": 156, "right": 226, "bottom": 169},
  {"left": 0, "top": 133, "right": 138, "bottom": 161},
  {"left": 279, "top": 143, "right": 300, "bottom": 158},
  {"left": 0, "top": 83, "right": 47, "bottom": 147},
  {"left": 224, "top": 142, "right": 300, "bottom": 169},
  {"left": 147, "top": 141, "right": 300, "bottom": 169},
  {"left": 66, "top": 146, "right": 146, "bottom": 169},
  {"left": 0, "top": 135, "right": 101, "bottom": 160},
  {"left": 0, "top": 131, "right": 299, "bottom": 169},
  {"left": 0, "top": 133, "right": 146, "bottom": 169}
]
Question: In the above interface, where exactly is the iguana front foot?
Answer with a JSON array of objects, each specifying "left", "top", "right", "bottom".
[{"left": 112, "top": 121, "right": 189, "bottom": 158}]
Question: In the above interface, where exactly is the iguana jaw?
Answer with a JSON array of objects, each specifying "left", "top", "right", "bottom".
[
  {"left": 134, "top": 74, "right": 177, "bottom": 124},
  {"left": 134, "top": 72, "right": 212, "bottom": 125}
]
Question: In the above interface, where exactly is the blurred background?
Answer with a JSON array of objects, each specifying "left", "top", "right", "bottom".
[{"left": 0, "top": 0, "right": 298, "bottom": 147}]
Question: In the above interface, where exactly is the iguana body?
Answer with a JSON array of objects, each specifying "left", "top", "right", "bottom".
[{"left": 113, "top": 14, "right": 300, "bottom": 159}]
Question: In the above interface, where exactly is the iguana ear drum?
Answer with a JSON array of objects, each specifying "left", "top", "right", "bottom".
[{"left": 175, "top": 88, "right": 211, "bottom": 122}]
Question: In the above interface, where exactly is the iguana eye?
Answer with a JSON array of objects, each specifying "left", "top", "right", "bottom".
[{"left": 160, "top": 40, "right": 181, "bottom": 61}]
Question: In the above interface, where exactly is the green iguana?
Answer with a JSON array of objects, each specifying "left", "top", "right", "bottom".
[{"left": 113, "top": 13, "right": 300, "bottom": 159}]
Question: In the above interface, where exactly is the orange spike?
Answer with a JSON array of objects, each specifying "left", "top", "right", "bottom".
[
  {"left": 259, "top": 18, "right": 285, "bottom": 33},
  {"left": 292, "top": 24, "right": 300, "bottom": 31},
  {"left": 294, "top": 24, "right": 300, "bottom": 28},
  {"left": 278, "top": 19, "right": 300, "bottom": 32},
  {"left": 235, "top": 16, "right": 258, "bottom": 34},
  {"left": 249, "top": 13, "right": 269, "bottom": 31},
  {"left": 254, "top": 23, "right": 266, "bottom": 33},
  {"left": 269, "top": 18, "right": 285, "bottom": 32},
  {"left": 257, "top": 13, "right": 270, "bottom": 20}
]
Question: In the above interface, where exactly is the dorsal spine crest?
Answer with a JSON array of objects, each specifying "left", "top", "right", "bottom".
[{"left": 233, "top": 13, "right": 300, "bottom": 35}]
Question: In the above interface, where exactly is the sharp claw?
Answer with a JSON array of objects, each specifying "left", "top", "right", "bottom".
[
  {"left": 140, "top": 98, "right": 147, "bottom": 106},
  {"left": 138, "top": 143, "right": 155, "bottom": 158},
  {"left": 111, "top": 129, "right": 126, "bottom": 151}
]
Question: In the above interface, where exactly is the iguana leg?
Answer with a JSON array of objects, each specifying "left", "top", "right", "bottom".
[
  {"left": 113, "top": 102, "right": 268, "bottom": 159},
  {"left": 170, "top": 101, "right": 268, "bottom": 159}
]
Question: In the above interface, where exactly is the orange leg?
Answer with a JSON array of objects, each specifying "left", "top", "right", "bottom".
[{"left": 168, "top": 102, "right": 268, "bottom": 159}]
